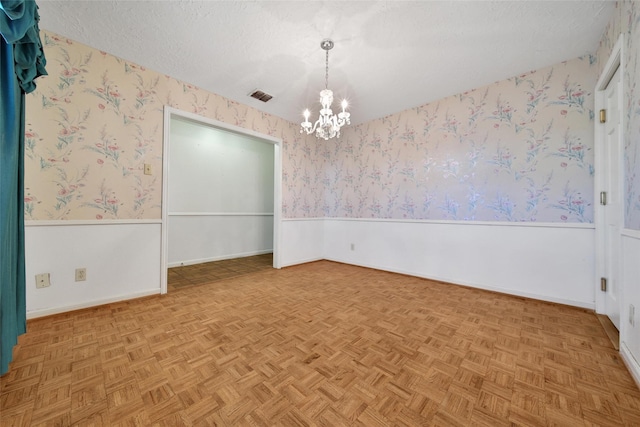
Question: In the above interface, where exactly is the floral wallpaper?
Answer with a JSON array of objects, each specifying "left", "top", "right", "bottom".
[
  {"left": 596, "top": 0, "right": 640, "bottom": 230},
  {"left": 26, "top": 3, "right": 640, "bottom": 226},
  {"left": 24, "top": 31, "right": 319, "bottom": 220},
  {"left": 319, "top": 57, "right": 597, "bottom": 222}
]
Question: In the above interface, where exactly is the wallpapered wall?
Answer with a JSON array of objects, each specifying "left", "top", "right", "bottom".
[
  {"left": 24, "top": 31, "right": 313, "bottom": 220},
  {"left": 321, "top": 57, "right": 597, "bottom": 222},
  {"left": 25, "top": 1, "right": 640, "bottom": 226},
  {"left": 596, "top": 0, "right": 640, "bottom": 230}
]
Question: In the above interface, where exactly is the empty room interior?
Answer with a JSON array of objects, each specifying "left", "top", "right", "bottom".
[{"left": 2, "top": 0, "right": 640, "bottom": 425}]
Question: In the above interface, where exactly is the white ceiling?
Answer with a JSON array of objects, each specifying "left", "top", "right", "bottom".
[{"left": 37, "top": 1, "right": 614, "bottom": 126}]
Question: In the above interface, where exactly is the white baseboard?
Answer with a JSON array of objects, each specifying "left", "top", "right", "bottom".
[
  {"left": 324, "top": 257, "right": 594, "bottom": 310},
  {"left": 280, "top": 257, "right": 324, "bottom": 268},
  {"left": 168, "top": 249, "right": 273, "bottom": 268},
  {"left": 621, "top": 343, "right": 640, "bottom": 389},
  {"left": 27, "top": 289, "right": 160, "bottom": 319}
]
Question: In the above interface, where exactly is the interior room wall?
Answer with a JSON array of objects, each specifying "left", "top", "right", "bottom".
[
  {"left": 594, "top": 0, "right": 640, "bottom": 385},
  {"left": 24, "top": 31, "right": 312, "bottom": 221},
  {"left": 325, "top": 56, "right": 597, "bottom": 222},
  {"left": 167, "top": 118, "right": 275, "bottom": 266},
  {"left": 597, "top": 1, "right": 640, "bottom": 231},
  {"left": 319, "top": 55, "right": 598, "bottom": 308},
  {"left": 23, "top": 30, "right": 319, "bottom": 317},
  {"left": 22, "top": 2, "right": 639, "bottom": 388},
  {"left": 24, "top": 27, "right": 602, "bottom": 316}
]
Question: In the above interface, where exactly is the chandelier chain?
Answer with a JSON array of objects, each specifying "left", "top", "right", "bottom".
[{"left": 325, "top": 49, "right": 329, "bottom": 90}]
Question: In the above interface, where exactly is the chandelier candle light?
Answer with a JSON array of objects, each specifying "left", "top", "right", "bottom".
[{"left": 301, "top": 39, "right": 350, "bottom": 140}]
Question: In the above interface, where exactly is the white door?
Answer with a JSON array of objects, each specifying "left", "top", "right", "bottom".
[{"left": 602, "top": 66, "right": 622, "bottom": 329}]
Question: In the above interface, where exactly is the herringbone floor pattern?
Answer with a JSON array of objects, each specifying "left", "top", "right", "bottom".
[{"left": 2, "top": 260, "right": 640, "bottom": 426}]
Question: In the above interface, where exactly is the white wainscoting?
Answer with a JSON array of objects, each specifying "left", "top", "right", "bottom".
[
  {"left": 24, "top": 218, "right": 316, "bottom": 318},
  {"left": 168, "top": 213, "right": 273, "bottom": 267},
  {"left": 280, "top": 218, "right": 324, "bottom": 267},
  {"left": 323, "top": 218, "right": 596, "bottom": 309},
  {"left": 23, "top": 216, "right": 638, "bottom": 384},
  {"left": 25, "top": 221, "right": 162, "bottom": 318},
  {"left": 621, "top": 229, "right": 640, "bottom": 387}
]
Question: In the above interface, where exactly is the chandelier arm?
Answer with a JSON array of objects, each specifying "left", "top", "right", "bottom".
[{"left": 304, "top": 117, "right": 322, "bottom": 135}]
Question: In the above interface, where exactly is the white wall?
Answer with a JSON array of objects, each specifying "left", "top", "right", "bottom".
[
  {"left": 23, "top": 218, "right": 319, "bottom": 317},
  {"left": 168, "top": 214, "right": 273, "bottom": 267},
  {"left": 280, "top": 219, "right": 324, "bottom": 267},
  {"left": 24, "top": 218, "right": 597, "bottom": 313},
  {"left": 323, "top": 219, "right": 596, "bottom": 308},
  {"left": 168, "top": 118, "right": 274, "bottom": 265},
  {"left": 621, "top": 230, "right": 640, "bottom": 385},
  {"left": 25, "top": 221, "right": 161, "bottom": 318}
]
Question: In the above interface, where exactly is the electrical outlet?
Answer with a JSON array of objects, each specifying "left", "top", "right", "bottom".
[
  {"left": 630, "top": 304, "right": 636, "bottom": 326},
  {"left": 35, "top": 273, "right": 50, "bottom": 288},
  {"left": 350, "top": 243, "right": 355, "bottom": 251},
  {"left": 75, "top": 268, "right": 87, "bottom": 282}
]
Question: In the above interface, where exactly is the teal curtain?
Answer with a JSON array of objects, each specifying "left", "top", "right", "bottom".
[{"left": 0, "top": 0, "right": 46, "bottom": 376}]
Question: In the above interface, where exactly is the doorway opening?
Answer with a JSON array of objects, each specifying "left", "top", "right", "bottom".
[{"left": 161, "top": 107, "right": 282, "bottom": 293}]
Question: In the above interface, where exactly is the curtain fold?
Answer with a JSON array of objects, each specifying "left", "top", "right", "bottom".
[{"left": 0, "top": 0, "right": 46, "bottom": 376}]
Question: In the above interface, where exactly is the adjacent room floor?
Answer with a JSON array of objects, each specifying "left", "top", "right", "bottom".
[
  {"left": 2, "top": 260, "right": 640, "bottom": 425},
  {"left": 168, "top": 253, "right": 273, "bottom": 291}
]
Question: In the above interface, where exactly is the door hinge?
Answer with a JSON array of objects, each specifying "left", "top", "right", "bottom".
[
  {"left": 599, "top": 109, "right": 607, "bottom": 124},
  {"left": 601, "top": 277, "right": 607, "bottom": 292},
  {"left": 600, "top": 191, "right": 607, "bottom": 206}
]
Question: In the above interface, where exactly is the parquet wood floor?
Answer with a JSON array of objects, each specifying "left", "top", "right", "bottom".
[
  {"left": 596, "top": 314, "right": 620, "bottom": 351},
  {"left": 2, "top": 260, "right": 640, "bottom": 426},
  {"left": 168, "top": 254, "right": 273, "bottom": 291}
]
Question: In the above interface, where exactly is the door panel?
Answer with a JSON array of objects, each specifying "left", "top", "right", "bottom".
[{"left": 603, "top": 66, "right": 622, "bottom": 329}]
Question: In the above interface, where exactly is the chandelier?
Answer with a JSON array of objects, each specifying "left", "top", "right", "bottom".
[{"left": 300, "top": 39, "right": 350, "bottom": 140}]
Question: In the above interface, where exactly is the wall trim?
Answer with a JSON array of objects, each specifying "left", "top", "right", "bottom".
[
  {"left": 25, "top": 219, "right": 162, "bottom": 227},
  {"left": 621, "top": 343, "right": 640, "bottom": 389},
  {"left": 169, "top": 212, "right": 274, "bottom": 217},
  {"left": 26, "top": 289, "right": 160, "bottom": 319},
  {"left": 323, "top": 257, "right": 595, "bottom": 310},
  {"left": 596, "top": 33, "right": 625, "bottom": 90},
  {"left": 168, "top": 249, "right": 273, "bottom": 268},
  {"left": 622, "top": 228, "right": 640, "bottom": 239},
  {"left": 280, "top": 257, "right": 323, "bottom": 268},
  {"left": 313, "top": 217, "right": 594, "bottom": 229},
  {"left": 239, "top": 216, "right": 595, "bottom": 230},
  {"left": 279, "top": 217, "right": 591, "bottom": 229}
]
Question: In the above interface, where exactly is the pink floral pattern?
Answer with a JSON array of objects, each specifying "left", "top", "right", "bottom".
[
  {"left": 25, "top": 1, "right": 640, "bottom": 228},
  {"left": 596, "top": 0, "right": 640, "bottom": 229},
  {"left": 323, "top": 57, "right": 597, "bottom": 222},
  {"left": 25, "top": 31, "right": 308, "bottom": 220}
]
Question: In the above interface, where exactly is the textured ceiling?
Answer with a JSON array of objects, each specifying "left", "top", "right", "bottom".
[{"left": 36, "top": 1, "right": 614, "bottom": 126}]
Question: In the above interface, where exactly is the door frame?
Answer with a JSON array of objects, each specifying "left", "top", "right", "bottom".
[
  {"left": 160, "top": 106, "right": 283, "bottom": 294},
  {"left": 594, "top": 33, "right": 625, "bottom": 315}
]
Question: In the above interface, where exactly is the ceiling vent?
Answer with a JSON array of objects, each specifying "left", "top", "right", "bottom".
[{"left": 249, "top": 90, "right": 273, "bottom": 103}]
